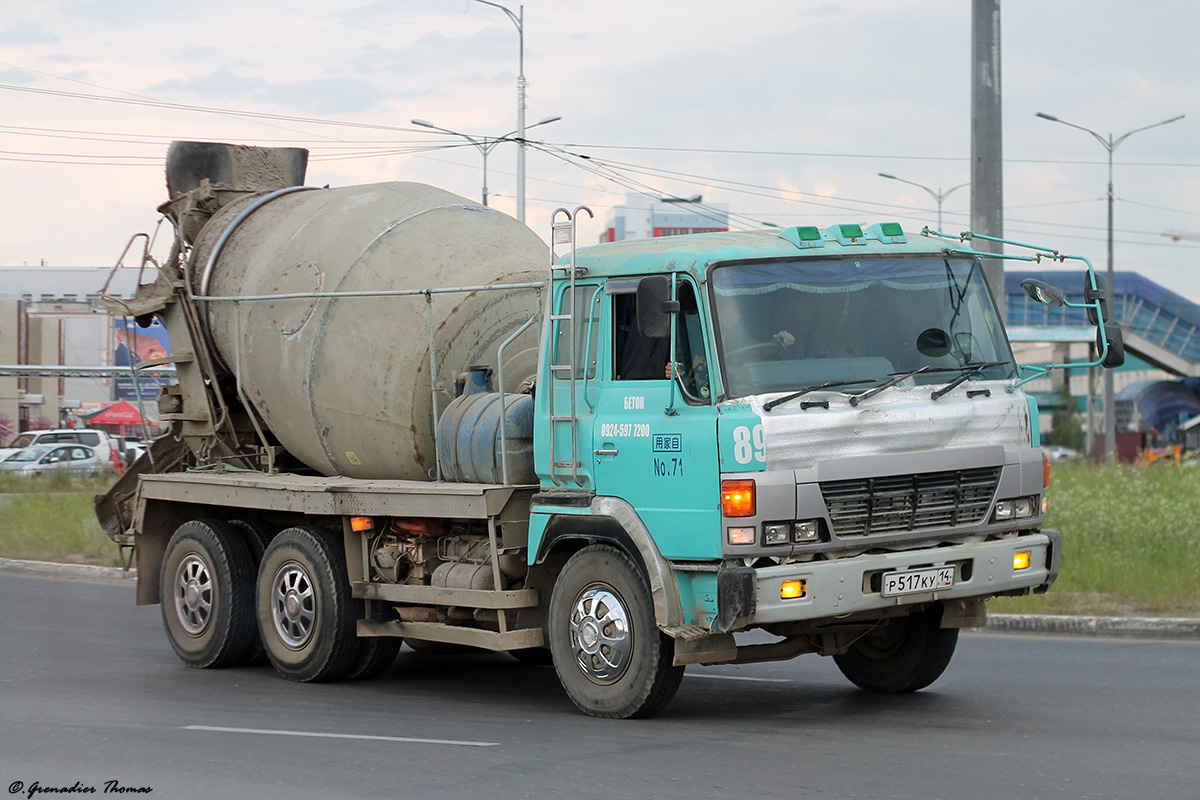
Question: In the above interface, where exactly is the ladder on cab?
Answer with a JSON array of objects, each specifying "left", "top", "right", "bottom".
[{"left": 547, "top": 207, "right": 592, "bottom": 486}]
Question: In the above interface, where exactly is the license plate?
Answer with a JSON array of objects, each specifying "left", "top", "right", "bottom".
[{"left": 881, "top": 565, "right": 956, "bottom": 597}]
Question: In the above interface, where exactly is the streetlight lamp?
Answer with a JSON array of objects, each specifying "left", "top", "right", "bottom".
[
  {"left": 470, "top": 0, "right": 535, "bottom": 223},
  {"left": 1036, "top": 111, "right": 1185, "bottom": 463},
  {"left": 877, "top": 173, "right": 969, "bottom": 231},
  {"left": 410, "top": 115, "right": 561, "bottom": 208}
]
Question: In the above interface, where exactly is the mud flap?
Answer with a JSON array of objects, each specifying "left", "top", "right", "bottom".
[
  {"left": 1034, "top": 528, "right": 1061, "bottom": 594},
  {"left": 716, "top": 566, "right": 756, "bottom": 632}
]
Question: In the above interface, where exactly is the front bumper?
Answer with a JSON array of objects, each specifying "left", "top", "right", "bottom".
[{"left": 727, "top": 530, "right": 1058, "bottom": 629}]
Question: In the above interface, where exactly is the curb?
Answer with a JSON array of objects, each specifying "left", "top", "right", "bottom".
[
  {"left": 1, "top": 558, "right": 1197, "bottom": 640},
  {"left": 0, "top": 557, "right": 135, "bottom": 585},
  {"left": 982, "top": 613, "right": 1200, "bottom": 641}
]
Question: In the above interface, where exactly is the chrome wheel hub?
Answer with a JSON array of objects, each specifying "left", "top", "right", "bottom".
[
  {"left": 271, "top": 562, "right": 316, "bottom": 649},
  {"left": 173, "top": 554, "right": 213, "bottom": 636},
  {"left": 568, "top": 586, "right": 632, "bottom": 684}
]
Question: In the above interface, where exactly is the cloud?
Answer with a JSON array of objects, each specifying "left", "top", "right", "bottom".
[
  {"left": 0, "top": 68, "right": 37, "bottom": 84},
  {"left": 148, "top": 67, "right": 388, "bottom": 115},
  {"left": 59, "top": 0, "right": 181, "bottom": 26},
  {"left": 181, "top": 46, "right": 218, "bottom": 60},
  {"left": 0, "top": 20, "right": 60, "bottom": 45}
]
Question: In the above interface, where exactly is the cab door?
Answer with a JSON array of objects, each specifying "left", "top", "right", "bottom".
[{"left": 590, "top": 277, "right": 721, "bottom": 561}]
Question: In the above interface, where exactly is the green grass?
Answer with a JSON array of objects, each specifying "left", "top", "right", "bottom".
[
  {"left": 0, "top": 473, "right": 122, "bottom": 567},
  {"left": 0, "top": 464, "right": 1197, "bottom": 616},
  {"left": 988, "top": 462, "right": 1200, "bottom": 617}
]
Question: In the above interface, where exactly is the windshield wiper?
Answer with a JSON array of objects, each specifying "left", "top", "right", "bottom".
[
  {"left": 848, "top": 366, "right": 931, "bottom": 407},
  {"left": 763, "top": 378, "right": 877, "bottom": 412},
  {"left": 929, "top": 361, "right": 1010, "bottom": 400}
]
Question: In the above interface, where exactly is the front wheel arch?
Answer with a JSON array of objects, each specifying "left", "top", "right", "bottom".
[{"left": 535, "top": 499, "right": 685, "bottom": 630}]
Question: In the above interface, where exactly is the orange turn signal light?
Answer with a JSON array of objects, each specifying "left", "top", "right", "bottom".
[
  {"left": 721, "top": 479, "right": 756, "bottom": 517},
  {"left": 350, "top": 516, "right": 375, "bottom": 532},
  {"left": 1043, "top": 453, "right": 1052, "bottom": 488}
]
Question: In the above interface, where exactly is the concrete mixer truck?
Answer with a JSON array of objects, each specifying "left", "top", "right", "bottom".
[{"left": 96, "top": 141, "right": 1124, "bottom": 719}]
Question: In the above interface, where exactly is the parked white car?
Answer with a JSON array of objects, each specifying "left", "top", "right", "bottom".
[
  {"left": 0, "top": 444, "right": 106, "bottom": 476},
  {"left": 0, "top": 429, "right": 115, "bottom": 464},
  {"left": 1043, "top": 444, "right": 1080, "bottom": 462}
]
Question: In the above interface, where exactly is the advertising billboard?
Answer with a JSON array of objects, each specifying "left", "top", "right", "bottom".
[{"left": 113, "top": 317, "right": 171, "bottom": 401}]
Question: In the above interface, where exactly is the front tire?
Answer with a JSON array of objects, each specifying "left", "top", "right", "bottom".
[
  {"left": 833, "top": 607, "right": 959, "bottom": 693},
  {"left": 548, "top": 545, "right": 684, "bottom": 718},
  {"left": 257, "top": 526, "right": 357, "bottom": 683},
  {"left": 160, "top": 519, "right": 258, "bottom": 669}
]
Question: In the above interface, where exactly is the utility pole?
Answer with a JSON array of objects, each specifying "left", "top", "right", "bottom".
[
  {"left": 971, "top": 0, "right": 1005, "bottom": 316},
  {"left": 472, "top": 1, "right": 530, "bottom": 223},
  {"left": 1035, "top": 110, "right": 1185, "bottom": 462}
]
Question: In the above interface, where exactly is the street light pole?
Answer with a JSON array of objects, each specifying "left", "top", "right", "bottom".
[
  {"left": 472, "top": 1, "right": 530, "bottom": 223},
  {"left": 1036, "top": 111, "right": 1185, "bottom": 463},
  {"left": 877, "top": 173, "right": 969, "bottom": 231},
  {"left": 411, "top": 116, "right": 561, "bottom": 208}
]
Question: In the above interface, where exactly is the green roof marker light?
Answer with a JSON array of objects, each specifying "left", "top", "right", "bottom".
[
  {"left": 869, "top": 222, "right": 907, "bottom": 243},
  {"left": 778, "top": 225, "right": 824, "bottom": 249},
  {"left": 824, "top": 223, "right": 867, "bottom": 246}
]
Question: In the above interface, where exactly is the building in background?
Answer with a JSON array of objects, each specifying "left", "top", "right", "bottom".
[
  {"left": 0, "top": 267, "right": 147, "bottom": 439},
  {"left": 600, "top": 193, "right": 729, "bottom": 243},
  {"left": 0, "top": 298, "right": 63, "bottom": 438}
]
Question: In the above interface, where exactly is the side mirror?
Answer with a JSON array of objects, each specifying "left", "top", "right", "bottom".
[
  {"left": 1021, "top": 278, "right": 1067, "bottom": 307},
  {"left": 1085, "top": 273, "right": 1111, "bottom": 326},
  {"left": 636, "top": 275, "right": 672, "bottom": 339},
  {"left": 1100, "top": 324, "right": 1125, "bottom": 369}
]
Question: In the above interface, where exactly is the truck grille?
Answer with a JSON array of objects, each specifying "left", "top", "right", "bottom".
[{"left": 820, "top": 467, "right": 1001, "bottom": 537}]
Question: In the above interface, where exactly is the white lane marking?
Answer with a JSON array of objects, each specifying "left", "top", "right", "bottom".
[
  {"left": 183, "top": 725, "right": 498, "bottom": 748},
  {"left": 687, "top": 673, "right": 791, "bottom": 684}
]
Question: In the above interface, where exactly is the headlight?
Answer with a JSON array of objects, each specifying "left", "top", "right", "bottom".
[
  {"left": 792, "top": 520, "right": 820, "bottom": 542},
  {"left": 761, "top": 520, "right": 821, "bottom": 546},
  {"left": 994, "top": 497, "right": 1038, "bottom": 522},
  {"left": 763, "top": 523, "right": 791, "bottom": 545}
]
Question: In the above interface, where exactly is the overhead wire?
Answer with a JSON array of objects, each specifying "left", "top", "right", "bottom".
[{"left": 3, "top": 66, "right": 1195, "bottom": 255}]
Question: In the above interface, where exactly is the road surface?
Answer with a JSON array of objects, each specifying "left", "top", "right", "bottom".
[{"left": 1, "top": 573, "right": 1195, "bottom": 800}]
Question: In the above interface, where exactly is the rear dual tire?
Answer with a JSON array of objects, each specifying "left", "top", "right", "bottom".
[
  {"left": 160, "top": 519, "right": 258, "bottom": 669},
  {"left": 162, "top": 521, "right": 398, "bottom": 682},
  {"left": 256, "top": 526, "right": 399, "bottom": 682}
]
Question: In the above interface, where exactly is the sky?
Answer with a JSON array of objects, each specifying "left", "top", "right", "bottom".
[{"left": 2, "top": 0, "right": 1198, "bottom": 298}]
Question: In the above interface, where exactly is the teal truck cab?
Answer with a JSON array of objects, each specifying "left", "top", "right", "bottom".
[{"left": 526, "top": 216, "right": 1119, "bottom": 716}]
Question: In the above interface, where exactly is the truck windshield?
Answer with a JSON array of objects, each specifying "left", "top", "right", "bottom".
[{"left": 710, "top": 256, "right": 1014, "bottom": 398}]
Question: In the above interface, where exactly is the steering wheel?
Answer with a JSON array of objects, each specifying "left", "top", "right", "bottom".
[{"left": 729, "top": 341, "right": 784, "bottom": 359}]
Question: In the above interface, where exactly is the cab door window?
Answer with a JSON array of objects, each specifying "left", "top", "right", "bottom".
[
  {"left": 671, "top": 282, "right": 711, "bottom": 401},
  {"left": 613, "top": 290, "right": 669, "bottom": 381}
]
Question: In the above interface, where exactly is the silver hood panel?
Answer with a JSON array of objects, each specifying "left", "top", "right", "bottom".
[{"left": 745, "top": 381, "right": 1031, "bottom": 472}]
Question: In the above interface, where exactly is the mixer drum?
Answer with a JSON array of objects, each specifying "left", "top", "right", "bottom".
[{"left": 188, "top": 182, "right": 547, "bottom": 480}]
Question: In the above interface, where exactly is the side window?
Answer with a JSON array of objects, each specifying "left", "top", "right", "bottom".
[
  {"left": 77, "top": 432, "right": 99, "bottom": 446},
  {"left": 553, "top": 284, "right": 600, "bottom": 380},
  {"left": 613, "top": 291, "right": 669, "bottom": 381}
]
